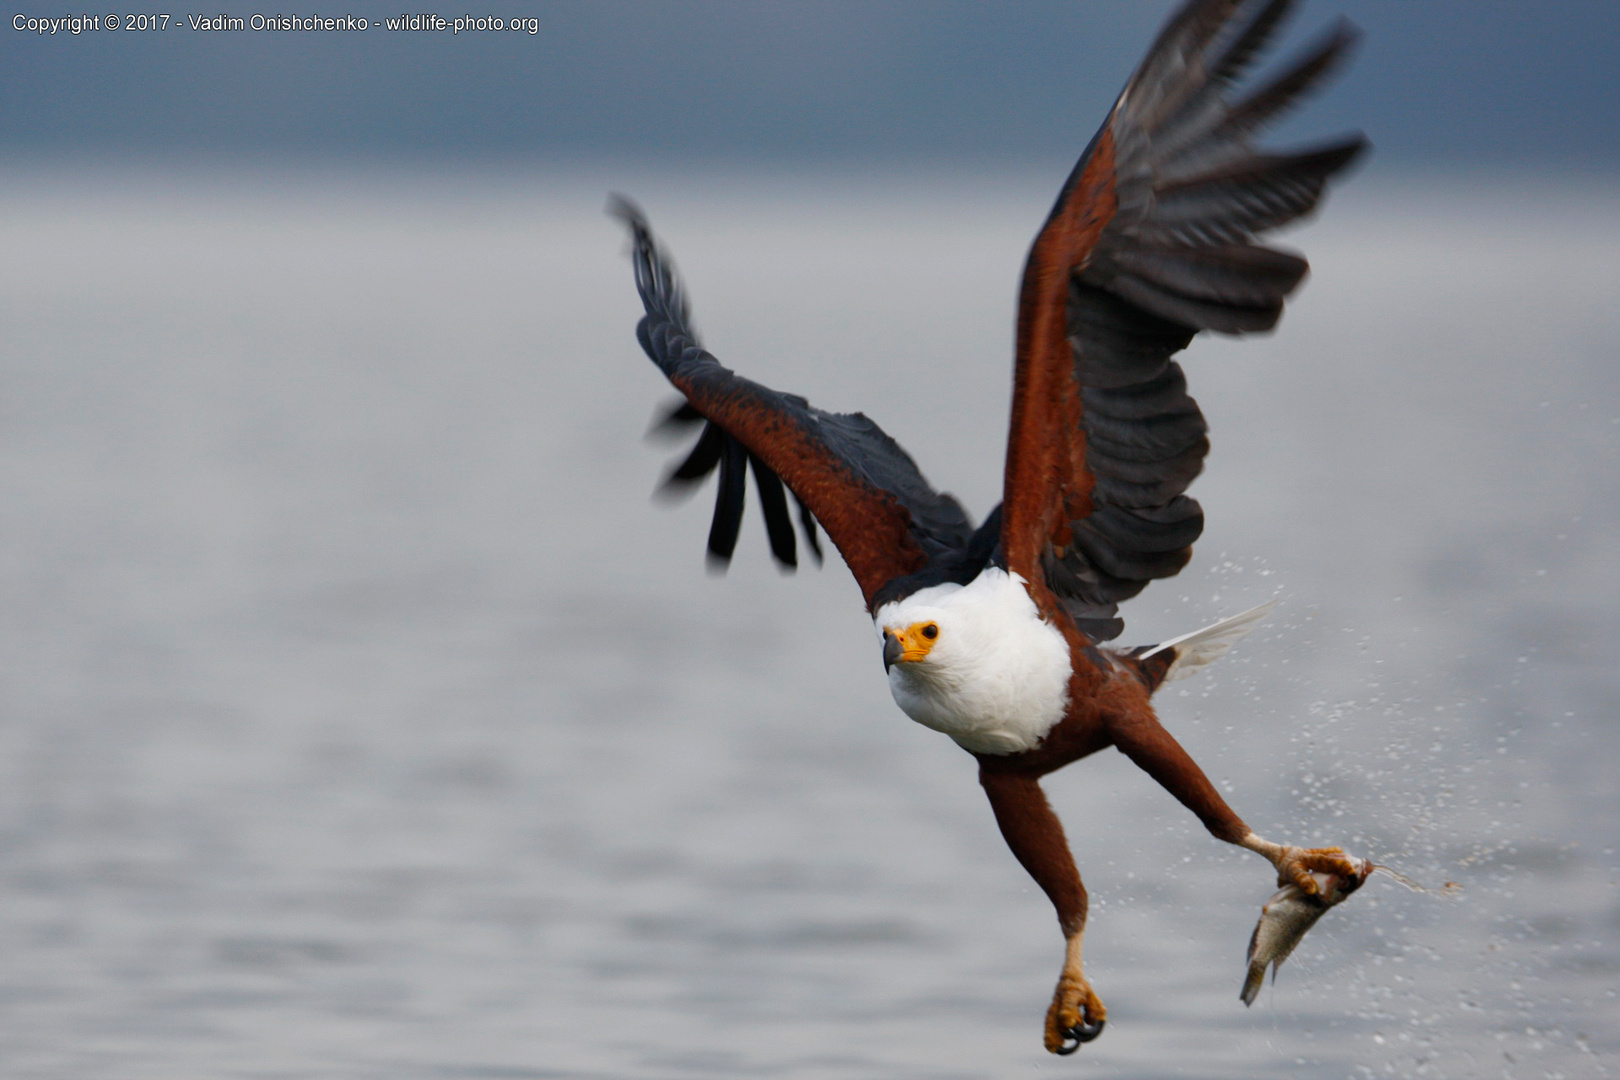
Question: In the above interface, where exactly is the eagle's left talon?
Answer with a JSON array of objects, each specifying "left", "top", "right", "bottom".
[
  {"left": 1052, "top": 1018, "right": 1105, "bottom": 1055},
  {"left": 1069, "top": 1017, "right": 1106, "bottom": 1043},
  {"left": 1045, "top": 972, "right": 1107, "bottom": 1054}
]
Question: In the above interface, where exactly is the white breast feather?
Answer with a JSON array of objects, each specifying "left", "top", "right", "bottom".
[{"left": 873, "top": 569, "right": 1071, "bottom": 755}]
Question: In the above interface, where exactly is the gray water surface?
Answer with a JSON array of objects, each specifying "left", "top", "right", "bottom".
[{"left": 0, "top": 168, "right": 1615, "bottom": 1078}]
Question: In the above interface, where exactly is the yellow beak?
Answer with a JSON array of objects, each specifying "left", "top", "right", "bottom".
[{"left": 881, "top": 623, "right": 938, "bottom": 671}]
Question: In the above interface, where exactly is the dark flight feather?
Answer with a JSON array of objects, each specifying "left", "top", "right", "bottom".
[
  {"left": 750, "top": 453, "right": 799, "bottom": 568},
  {"left": 1002, "top": 0, "right": 1366, "bottom": 641},
  {"left": 707, "top": 435, "right": 748, "bottom": 565},
  {"left": 613, "top": 197, "right": 974, "bottom": 605},
  {"left": 614, "top": 0, "right": 1362, "bottom": 635}
]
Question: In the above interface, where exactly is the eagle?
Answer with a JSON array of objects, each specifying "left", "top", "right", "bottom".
[{"left": 612, "top": 0, "right": 1367, "bottom": 1055}]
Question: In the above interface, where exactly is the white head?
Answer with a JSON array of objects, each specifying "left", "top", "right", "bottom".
[
  {"left": 870, "top": 569, "right": 1072, "bottom": 755},
  {"left": 872, "top": 572, "right": 1035, "bottom": 682}
]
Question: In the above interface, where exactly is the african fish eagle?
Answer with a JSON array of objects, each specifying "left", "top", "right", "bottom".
[{"left": 612, "top": 0, "right": 1368, "bottom": 1055}]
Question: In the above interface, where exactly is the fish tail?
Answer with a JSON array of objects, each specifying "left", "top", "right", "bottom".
[{"left": 1240, "top": 961, "right": 1266, "bottom": 1006}]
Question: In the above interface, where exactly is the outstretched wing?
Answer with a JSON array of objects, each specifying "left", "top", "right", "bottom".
[
  {"left": 1001, "top": 0, "right": 1365, "bottom": 641},
  {"left": 612, "top": 198, "right": 974, "bottom": 609}
]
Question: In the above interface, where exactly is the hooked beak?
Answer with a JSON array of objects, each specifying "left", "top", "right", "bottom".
[{"left": 882, "top": 629, "right": 903, "bottom": 672}]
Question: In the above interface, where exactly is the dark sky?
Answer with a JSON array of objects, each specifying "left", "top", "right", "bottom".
[{"left": 3, "top": 1, "right": 1618, "bottom": 173}]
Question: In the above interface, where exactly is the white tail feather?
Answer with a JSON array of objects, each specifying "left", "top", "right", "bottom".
[{"left": 1139, "top": 600, "right": 1278, "bottom": 683}]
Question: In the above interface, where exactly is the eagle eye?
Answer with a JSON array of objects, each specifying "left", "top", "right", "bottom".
[{"left": 922, "top": 623, "right": 938, "bottom": 640}]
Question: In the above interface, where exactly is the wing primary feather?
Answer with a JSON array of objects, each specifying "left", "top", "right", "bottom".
[
  {"left": 1209, "top": 0, "right": 1295, "bottom": 85},
  {"left": 1146, "top": 137, "right": 1368, "bottom": 249},
  {"left": 1128, "top": 0, "right": 1245, "bottom": 129},
  {"left": 1214, "top": 19, "right": 1361, "bottom": 145},
  {"left": 658, "top": 420, "right": 725, "bottom": 496},
  {"left": 616, "top": 200, "right": 973, "bottom": 600},
  {"left": 749, "top": 453, "right": 799, "bottom": 569},
  {"left": 611, "top": 195, "right": 695, "bottom": 344},
  {"left": 1151, "top": 0, "right": 1297, "bottom": 159},
  {"left": 1003, "top": 0, "right": 1364, "bottom": 643},
  {"left": 706, "top": 436, "right": 748, "bottom": 566},
  {"left": 649, "top": 399, "right": 705, "bottom": 440}
]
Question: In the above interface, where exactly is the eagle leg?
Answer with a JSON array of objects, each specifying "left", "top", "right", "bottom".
[
  {"left": 977, "top": 765, "right": 1108, "bottom": 1053},
  {"left": 1106, "top": 697, "right": 1364, "bottom": 893},
  {"left": 1103, "top": 701, "right": 1252, "bottom": 844}
]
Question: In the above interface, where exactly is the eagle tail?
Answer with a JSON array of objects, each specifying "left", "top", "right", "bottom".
[{"left": 1138, "top": 599, "right": 1279, "bottom": 684}]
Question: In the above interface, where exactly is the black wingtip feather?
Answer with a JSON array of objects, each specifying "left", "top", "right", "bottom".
[
  {"left": 1209, "top": 0, "right": 1296, "bottom": 86},
  {"left": 618, "top": 198, "right": 965, "bottom": 586},
  {"left": 750, "top": 454, "right": 799, "bottom": 570},
  {"left": 647, "top": 399, "right": 705, "bottom": 441},
  {"left": 1220, "top": 17, "right": 1361, "bottom": 140},
  {"left": 611, "top": 194, "right": 695, "bottom": 347},
  {"left": 654, "top": 420, "right": 819, "bottom": 573},
  {"left": 1146, "top": 135, "right": 1368, "bottom": 250},
  {"left": 706, "top": 437, "right": 748, "bottom": 566},
  {"left": 658, "top": 420, "right": 726, "bottom": 497}
]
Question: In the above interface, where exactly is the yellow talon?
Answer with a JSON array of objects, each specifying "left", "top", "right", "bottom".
[
  {"left": 1044, "top": 972, "right": 1107, "bottom": 1054},
  {"left": 1277, "top": 845, "right": 1363, "bottom": 895}
]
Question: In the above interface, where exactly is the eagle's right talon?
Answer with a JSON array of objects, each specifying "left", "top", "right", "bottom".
[{"left": 1275, "top": 845, "right": 1360, "bottom": 894}]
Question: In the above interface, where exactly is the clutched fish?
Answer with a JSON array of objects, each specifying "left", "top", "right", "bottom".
[
  {"left": 1240, "top": 857, "right": 1372, "bottom": 1006},
  {"left": 1239, "top": 857, "right": 1454, "bottom": 1005}
]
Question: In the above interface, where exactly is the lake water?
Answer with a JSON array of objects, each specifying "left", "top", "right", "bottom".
[{"left": 0, "top": 166, "right": 1614, "bottom": 1078}]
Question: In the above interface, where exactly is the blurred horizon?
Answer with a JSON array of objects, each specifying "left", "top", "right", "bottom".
[{"left": 4, "top": 1, "right": 1619, "bottom": 176}]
